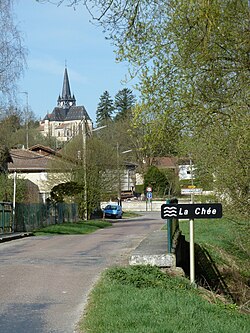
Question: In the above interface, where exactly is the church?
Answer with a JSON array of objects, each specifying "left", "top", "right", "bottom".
[{"left": 39, "top": 67, "right": 92, "bottom": 142}]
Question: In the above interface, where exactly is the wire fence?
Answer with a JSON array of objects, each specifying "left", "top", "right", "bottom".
[{"left": 0, "top": 202, "right": 79, "bottom": 234}]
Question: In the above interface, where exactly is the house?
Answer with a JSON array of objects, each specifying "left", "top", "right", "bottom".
[
  {"left": 8, "top": 144, "right": 138, "bottom": 203},
  {"left": 39, "top": 67, "right": 93, "bottom": 142},
  {"left": 149, "top": 156, "right": 195, "bottom": 181},
  {"left": 177, "top": 157, "right": 195, "bottom": 181},
  {"left": 8, "top": 145, "right": 67, "bottom": 203},
  {"left": 150, "top": 156, "right": 179, "bottom": 172}
]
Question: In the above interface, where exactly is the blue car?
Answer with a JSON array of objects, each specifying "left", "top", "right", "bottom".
[{"left": 103, "top": 204, "right": 123, "bottom": 219}]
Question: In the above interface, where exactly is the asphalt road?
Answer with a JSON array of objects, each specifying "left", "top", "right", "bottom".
[{"left": 0, "top": 212, "right": 163, "bottom": 333}]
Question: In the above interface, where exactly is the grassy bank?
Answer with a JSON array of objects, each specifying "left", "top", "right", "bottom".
[
  {"left": 78, "top": 215, "right": 249, "bottom": 332},
  {"left": 33, "top": 220, "right": 112, "bottom": 235},
  {"left": 179, "top": 216, "right": 250, "bottom": 307},
  {"left": 80, "top": 265, "right": 250, "bottom": 333}
]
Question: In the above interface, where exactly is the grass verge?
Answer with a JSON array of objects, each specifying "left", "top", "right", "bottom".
[
  {"left": 179, "top": 216, "right": 250, "bottom": 307},
  {"left": 122, "top": 211, "right": 142, "bottom": 218},
  {"left": 80, "top": 265, "right": 250, "bottom": 333},
  {"left": 33, "top": 220, "right": 112, "bottom": 236}
]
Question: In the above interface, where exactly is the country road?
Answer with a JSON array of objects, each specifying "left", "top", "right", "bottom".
[{"left": 0, "top": 212, "right": 163, "bottom": 333}]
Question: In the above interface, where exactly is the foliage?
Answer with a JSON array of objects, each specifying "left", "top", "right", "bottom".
[
  {"left": 114, "top": 88, "right": 136, "bottom": 121},
  {"left": 54, "top": 132, "right": 119, "bottom": 219},
  {"left": 96, "top": 90, "right": 114, "bottom": 126},
  {"left": 144, "top": 165, "right": 169, "bottom": 197},
  {"left": 163, "top": 168, "right": 180, "bottom": 197},
  {"left": 38, "top": 0, "right": 250, "bottom": 217},
  {"left": 50, "top": 181, "right": 83, "bottom": 203},
  {"left": 81, "top": 0, "right": 250, "bottom": 218},
  {"left": 0, "top": 0, "right": 26, "bottom": 101},
  {"left": 0, "top": 145, "right": 12, "bottom": 173},
  {"left": 106, "top": 265, "right": 189, "bottom": 289},
  {"left": 0, "top": 173, "right": 26, "bottom": 202},
  {"left": 0, "top": 107, "right": 43, "bottom": 149}
]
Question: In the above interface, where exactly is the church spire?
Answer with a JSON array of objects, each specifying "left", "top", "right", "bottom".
[{"left": 57, "top": 67, "right": 76, "bottom": 108}]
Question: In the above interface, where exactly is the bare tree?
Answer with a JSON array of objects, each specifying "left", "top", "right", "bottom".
[{"left": 0, "top": 0, "right": 26, "bottom": 102}]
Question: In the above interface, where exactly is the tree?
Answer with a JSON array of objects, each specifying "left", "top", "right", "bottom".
[
  {"left": 144, "top": 166, "right": 169, "bottom": 198},
  {"left": 86, "top": 0, "right": 250, "bottom": 217},
  {"left": 0, "top": 106, "right": 41, "bottom": 148},
  {"left": 114, "top": 88, "right": 136, "bottom": 121},
  {"left": 0, "top": 0, "right": 26, "bottom": 101},
  {"left": 50, "top": 130, "right": 119, "bottom": 219},
  {"left": 0, "top": 145, "right": 12, "bottom": 173},
  {"left": 38, "top": 0, "right": 250, "bottom": 217},
  {"left": 96, "top": 90, "right": 114, "bottom": 126}
]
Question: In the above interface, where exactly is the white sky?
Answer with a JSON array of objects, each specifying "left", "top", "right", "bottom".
[{"left": 14, "top": 0, "right": 138, "bottom": 124}]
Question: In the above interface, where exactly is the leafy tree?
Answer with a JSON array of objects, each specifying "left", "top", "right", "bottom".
[
  {"left": 144, "top": 166, "right": 169, "bottom": 198},
  {"left": 0, "top": 107, "right": 42, "bottom": 148},
  {"left": 0, "top": 145, "right": 12, "bottom": 173},
  {"left": 50, "top": 182, "right": 82, "bottom": 203},
  {"left": 38, "top": 0, "right": 250, "bottom": 217},
  {"left": 114, "top": 88, "right": 136, "bottom": 121},
  {"left": 49, "top": 131, "right": 118, "bottom": 219},
  {"left": 0, "top": 0, "right": 26, "bottom": 101},
  {"left": 96, "top": 90, "right": 114, "bottom": 126}
]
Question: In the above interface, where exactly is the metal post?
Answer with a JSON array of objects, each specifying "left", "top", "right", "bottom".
[
  {"left": 189, "top": 218, "right": 195, "bottom": 284},
  {"left": 12, "top": 171, "right": 16, "bottom": 232},
  {"left": 20, "top": 91, "right": 29, "bottom": 149},
  {"left": 189, "top": 156, "right": 195, "bottom": 285},
  {"left": 167, "top": 218, "right": 172, "bottom": 253}
]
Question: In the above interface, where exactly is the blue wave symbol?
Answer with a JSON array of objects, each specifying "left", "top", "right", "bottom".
[{"left": 163, "top": 207, "right": 177, "bottom": 217}]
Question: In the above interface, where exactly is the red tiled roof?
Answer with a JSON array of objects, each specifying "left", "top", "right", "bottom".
[
  {"left": 151, "top": 156, "right": 178, "bottom": 169},
  {"left": 8, "top": 149, "right": 56, "bottom": 172}
]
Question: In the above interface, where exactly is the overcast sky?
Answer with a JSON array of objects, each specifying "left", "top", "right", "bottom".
[{"left": 14, "top": 0, "right": 138, "bottom": 124}]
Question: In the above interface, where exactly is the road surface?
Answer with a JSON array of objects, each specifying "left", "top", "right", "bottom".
[{"left": 0, "top": 212, "right": 163, "bottom": 333}]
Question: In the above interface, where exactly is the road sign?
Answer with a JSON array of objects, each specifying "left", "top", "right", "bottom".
[
  {"left": 161, "top": 203, "right": 222, "bottom": 219},
  {"left": 181, "top": 188, "right": 202, "bottom": 195},
  {"left": 146, "top": 191, "right": 152, "bottom": 199},
  {"left": 146, "top": 186, "right": 152, "bottom": 192}
]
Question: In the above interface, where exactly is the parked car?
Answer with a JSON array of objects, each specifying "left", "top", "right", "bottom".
[{"left": 103, "top": 204, "right": 123, "bottom": 219}]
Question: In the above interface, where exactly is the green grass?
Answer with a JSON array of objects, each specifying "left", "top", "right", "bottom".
[
  {"left": 179, "top": 217, "right": 250, "bottom": 274},
  {"left": 122, "top": 211, "right": 142, "bottom": 218},
  {"left": 179, "top": 217, "right": 250, "bottom": 307},
  {"left": 80, "top": 265, "right": 250, "bottom": 333},
  {"left": 33, "top": 220, "right": 112, "bottom": 235}
]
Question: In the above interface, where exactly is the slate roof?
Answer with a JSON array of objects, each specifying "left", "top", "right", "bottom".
[
  {"left": 65, "top": 106, "right": 90, "bottom": 121},
  {"left": 43, "top": 105, "right": 90, "bottom": 122},
  {"left": 42, "top": 67, "right": 91, "bottom": 124}
]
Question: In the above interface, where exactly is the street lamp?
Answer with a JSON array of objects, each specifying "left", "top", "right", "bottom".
[{"left": 20, "top": 91, "right": 29, "bottom": 149}]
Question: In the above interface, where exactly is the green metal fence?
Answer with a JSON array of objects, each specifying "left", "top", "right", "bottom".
[
  {"left": 14, "top": 203, "right": 79, "bottom": 232},
  {"left": 0, "top": 202, "right": 13, "bottom": 234}
]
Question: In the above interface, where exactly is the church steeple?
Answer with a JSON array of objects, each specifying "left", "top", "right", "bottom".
[{"left": 57, "top": 67, "right": 76, "bottom": 108}]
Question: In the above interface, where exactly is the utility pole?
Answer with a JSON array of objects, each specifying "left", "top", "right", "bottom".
[
  {"left": 82, "top": 117, "right": 87, "bottom": 220},
  {"left": 20, "top": 91, "right": 29, "bottom": 149}
]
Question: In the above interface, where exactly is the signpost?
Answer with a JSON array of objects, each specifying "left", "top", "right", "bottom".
[
  {"left": 161, "top": 202, "right": 222, "bottom": 284},
  {"left": 146, "top": 187, "right": 152, "bottom": 211},
  {"left": 161, "top": 203, "right": 222, "bottom": 219},
  {"left": 181, "top": 188, "right": 203, "bottom": 195}
]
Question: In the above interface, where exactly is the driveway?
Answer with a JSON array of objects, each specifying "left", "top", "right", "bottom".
[{"left": 0, "top": 212, "right": 163, "bottom": 333}]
